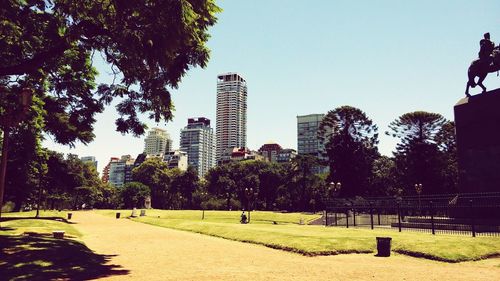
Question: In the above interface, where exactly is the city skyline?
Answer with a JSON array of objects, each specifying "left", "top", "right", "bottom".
[{"left": 42, "top": 1, "right": 500, "bottom": 172}]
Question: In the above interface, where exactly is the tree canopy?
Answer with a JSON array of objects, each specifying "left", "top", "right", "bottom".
[
  {"left": 318, "top": 106, "right": 379, "bottom": 197},
  {"left": 387, "top": 112, "right": 456, "bottom": 195},
  {"left": 1, "top": 0, "right": 221, "bottom": 145}
]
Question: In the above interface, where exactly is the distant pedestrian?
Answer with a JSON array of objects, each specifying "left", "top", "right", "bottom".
[{"left": 240, "top": 211, "right": 248, "bottom": 224}]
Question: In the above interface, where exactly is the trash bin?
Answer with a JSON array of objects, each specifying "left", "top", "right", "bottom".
[
  {"left": 376, "top": 237, "right": 392, "bottom": 257},
  {"left": 53, "top": 231, "right": 65, "bottom": 239},
  {"left": 140, "top": 209, "right": 146, "bottom": 216},
  {"left": 116, "top": 212, "right": 121, "bottom": 219},
  {"left": 67, "top": 213, "right": 72, "bottom": 220}
]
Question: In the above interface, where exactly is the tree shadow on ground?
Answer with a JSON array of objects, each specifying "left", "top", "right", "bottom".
[{"left": 0, "top": 235, "right": 129, "bottom": 280}]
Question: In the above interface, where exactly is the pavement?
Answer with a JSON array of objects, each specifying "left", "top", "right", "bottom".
[{"left": 71, "top": 211, "right": 500, "bottom": 281}]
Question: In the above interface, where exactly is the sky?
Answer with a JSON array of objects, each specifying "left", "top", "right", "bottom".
[{"left": 43, "top": 0, "right": 500, "bottom": 173}]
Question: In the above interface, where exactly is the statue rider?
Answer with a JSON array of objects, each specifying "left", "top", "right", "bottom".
[{"left": 479, "top": 32, "right": 495, "bottom": 67}]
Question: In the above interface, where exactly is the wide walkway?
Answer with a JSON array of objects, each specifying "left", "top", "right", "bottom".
[{"left": 72, "top": 212, "right": 500, "bottom": 281}]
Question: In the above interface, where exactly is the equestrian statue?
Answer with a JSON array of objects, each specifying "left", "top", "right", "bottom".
[{"left": 466, "top": 32, "right": 500, "bottom": 97}]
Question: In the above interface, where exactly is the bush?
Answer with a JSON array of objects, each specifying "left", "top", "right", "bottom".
[
  {"left": 1, "top": 201, "right": 15, "bottom": 212},
  {"left": 201, "top": 198, "right": 241, "bottom": 210}
]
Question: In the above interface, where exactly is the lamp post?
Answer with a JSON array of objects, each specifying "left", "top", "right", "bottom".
[
  {"left": 201, "top": 192, "right": 207, "bottom": 220},
  {"left": 245, "top": 187, "right": 253, "bottom": 223},
  {"left": 415, "top": 183, "right": 423, "bottom": 211},
  {"left": 0, "top": 88, "right": 32, "bottom": 225},
  {"left": 328, "top": 182, "right": 341, "bottom": 226},
  {"left": 329, "top": 182, "right": 342, "bottom": 197}
]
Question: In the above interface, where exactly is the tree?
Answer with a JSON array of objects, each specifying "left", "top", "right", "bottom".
[
  {"left": 205, "top": 162, "right": 239, "bottom": 210},
  {"left": 368, "top": 156, "right": 398, "bottom": 196},
  {"left": 121, "top": 182, "right": 150, "bottom": 209},
  {"left": 281, "top": 155, "right": 325, "bottom": 211},
  {"left": 1, "top": 1, "right": 221, "bottom": 143},
  {"left": 42, "top": 151, "right": 105, "bottom": 209},
  {"left": 171, "top": 166, "right": 199, "bottom": 209},
  {"left": 435, "top": 121, "right": 458, "bottom": 194},
  {"left": 256, "top": 162, "right": 285, "bottom": 210},
  {"left": 318, "top": 106, "right": 379, "bottom": 197},
  {"left": 387, "top": 111, "right": 449, "bottom": 195},
  {"left": 132, "top": 158, "right": 184, "bottom": 209}
]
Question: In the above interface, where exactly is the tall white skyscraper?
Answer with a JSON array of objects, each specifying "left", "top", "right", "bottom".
[
  {"left": 180, "top": 117, "right": 215, "bottom": 178},
  {"left": 144, "top": 128, "right": 172, "bottom": 155},
  {"left": 216, "top": 73, "right": 247, "bottom": 162}
]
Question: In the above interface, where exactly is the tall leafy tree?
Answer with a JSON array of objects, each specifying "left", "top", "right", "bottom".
[
  {"left": 205, "top": 162, "right": 241, "bottom": 210},
  {"left": 387, "top": 111, "right": 449, "bottom": 195},
  {"left": 283, "top": 155, "right": 325, "bottom": 211},
  {"left": 318, "top": 106, "right": 379, "bottom": 197},
  {"left": 121, "top": 182, "right": 150, "bottom": 209},
  {"left": 1, "top": 1, "right": 221, "bottom": 143},
  {"left": 256, "top": 162, "right": 285, "bottom": 210},
  {"left": 132, "top": 158, "right": 186, "bottom": 209},
  {"left": 171, "top": 166, "right": 199, "bottom": 209},
  {"left": 368, "top": 156, "right": 398, "bottom": 196},
  {"left": 435, "top": 121, "right": 458, "bottom": 194}
]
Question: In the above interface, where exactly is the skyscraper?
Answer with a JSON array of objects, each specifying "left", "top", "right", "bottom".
[
  {"left": 297, "top": 113, "right": 326, "bottom": 158},
  {"left": 144, "top": 128, "right": 172, "bottom": 156},
  {"left": 216, "top": 73, "right": 247, "bottom": 162},
  {"left": 180, "top": 117, "right": 215, "bottom": 177}
]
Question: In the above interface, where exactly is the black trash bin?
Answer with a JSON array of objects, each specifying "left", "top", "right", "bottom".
[
  {"left": 116, "top": 212, "right": 121, "bottom": 219},
  {"left": 67, "top": 213, "right": 72, "bottom": 220},
  {"left": 376, "top": 237, "right": 392, "bottom": 257}
]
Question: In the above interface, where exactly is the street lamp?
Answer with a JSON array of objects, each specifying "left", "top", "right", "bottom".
[
  {"left": 415, "top": 183, "right": 423, "bottom": 211},
  {"left": 0, "top": 88, "right": 32, "bottom": 225},
  {"left": 327, "top": 182, "right": 341, "bottom": 226},
  {"left": 329, "top": 182, "right": 342, "bottom": 197},
  {"left": 245, "top": 187, "right": 253, "bottom": 223},
  {"left": 200, "top": 192, "right": 207, "bottom": 220}
]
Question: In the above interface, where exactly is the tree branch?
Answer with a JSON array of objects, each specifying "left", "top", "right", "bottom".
[{"left": 0, "top": 20, "right": 107, "bottom": 77}]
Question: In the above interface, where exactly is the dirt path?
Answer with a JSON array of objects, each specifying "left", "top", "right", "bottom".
[{"left": 72, "top": 211, "right": 500, "bottom": 281}]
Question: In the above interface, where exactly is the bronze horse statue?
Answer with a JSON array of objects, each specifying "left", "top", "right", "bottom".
[{"left": 466, "top": 45, "right": 500, "bottom": 97}]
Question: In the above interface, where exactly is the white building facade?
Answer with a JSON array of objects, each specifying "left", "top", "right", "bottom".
[
  {"left": 163, "top": 150, "right": 188, "bottom": 171},
  {"left": 180, "top": 117, "right": 216, "bottom": 178},
  {"left": 297, "top": 114, "right": 325, "bottom": 156},
  {"left": 216, "top": 73, "right": 247, "bottom": 162},
  {"left": 108, "top": 155, "right": 135, "bottom": 188},
  {"left": 297, "top": 114, "right": 328, "bottom": 173},
  {"left": 144, "top": 128, "right": 172, "bottom": 155}
]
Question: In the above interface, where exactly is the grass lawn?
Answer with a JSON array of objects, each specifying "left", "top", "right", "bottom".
[
  {"left": 0, "top": 211, "right": 128, "bottom": 280},
  {"left": 97, "top": 209, "right": 321, "bottom": 224},
  {"left": 98, "top": 209, "right": 500, "bottom": 263},
  {"left": 1, "top": 210, "right": 81, "bottom": 238}
]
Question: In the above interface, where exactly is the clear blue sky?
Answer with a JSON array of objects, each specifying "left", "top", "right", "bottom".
[{"left": 43, "top": 0, "right": 500, "bottom": 172}]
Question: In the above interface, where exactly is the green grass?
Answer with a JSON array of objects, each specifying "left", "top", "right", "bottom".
[
  {"left": 0, "top": 235, "right": 128, "bottom": 280},
  {"left": 97, "top": 209, "right": 500, "bottom": 263},
  {"left": 1, "top": 210, "right": 128, "bottom": 280},
  {"left": 1, "top": 210, "right": 81, "bottom": 238},
  {"left": 97, "top": 209, "right": 321, "bottom": 224}
]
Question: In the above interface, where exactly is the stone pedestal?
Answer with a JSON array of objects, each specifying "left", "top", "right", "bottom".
[{"left": 454, "top": 88, "right": 500, "bottom": 193}]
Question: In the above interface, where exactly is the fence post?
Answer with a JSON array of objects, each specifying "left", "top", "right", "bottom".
[
  {"left": 325, "top": 209, "right": 328, "bottom": 227},
  {"left": 397, "top": 203, "right": 402, "bottom": 232},
  {"left": 377, "top": 209, "right": 381, "bottom": 225},
  {"left": 370, "top": 204, "right": 374, "bottom": 230},
  {"left": 430, "top": 201, "right": 435, "bottom": 235},
  {"left": 334, "top": 212, "right": 338, "bottom": 226},
  {"left": 470, "top": 200, "right": 476, "bottom": 238}
]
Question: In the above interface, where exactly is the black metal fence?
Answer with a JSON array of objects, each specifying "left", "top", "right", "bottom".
[{"left": 323, "top": 192, "right": 500, "bottom": 237}]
